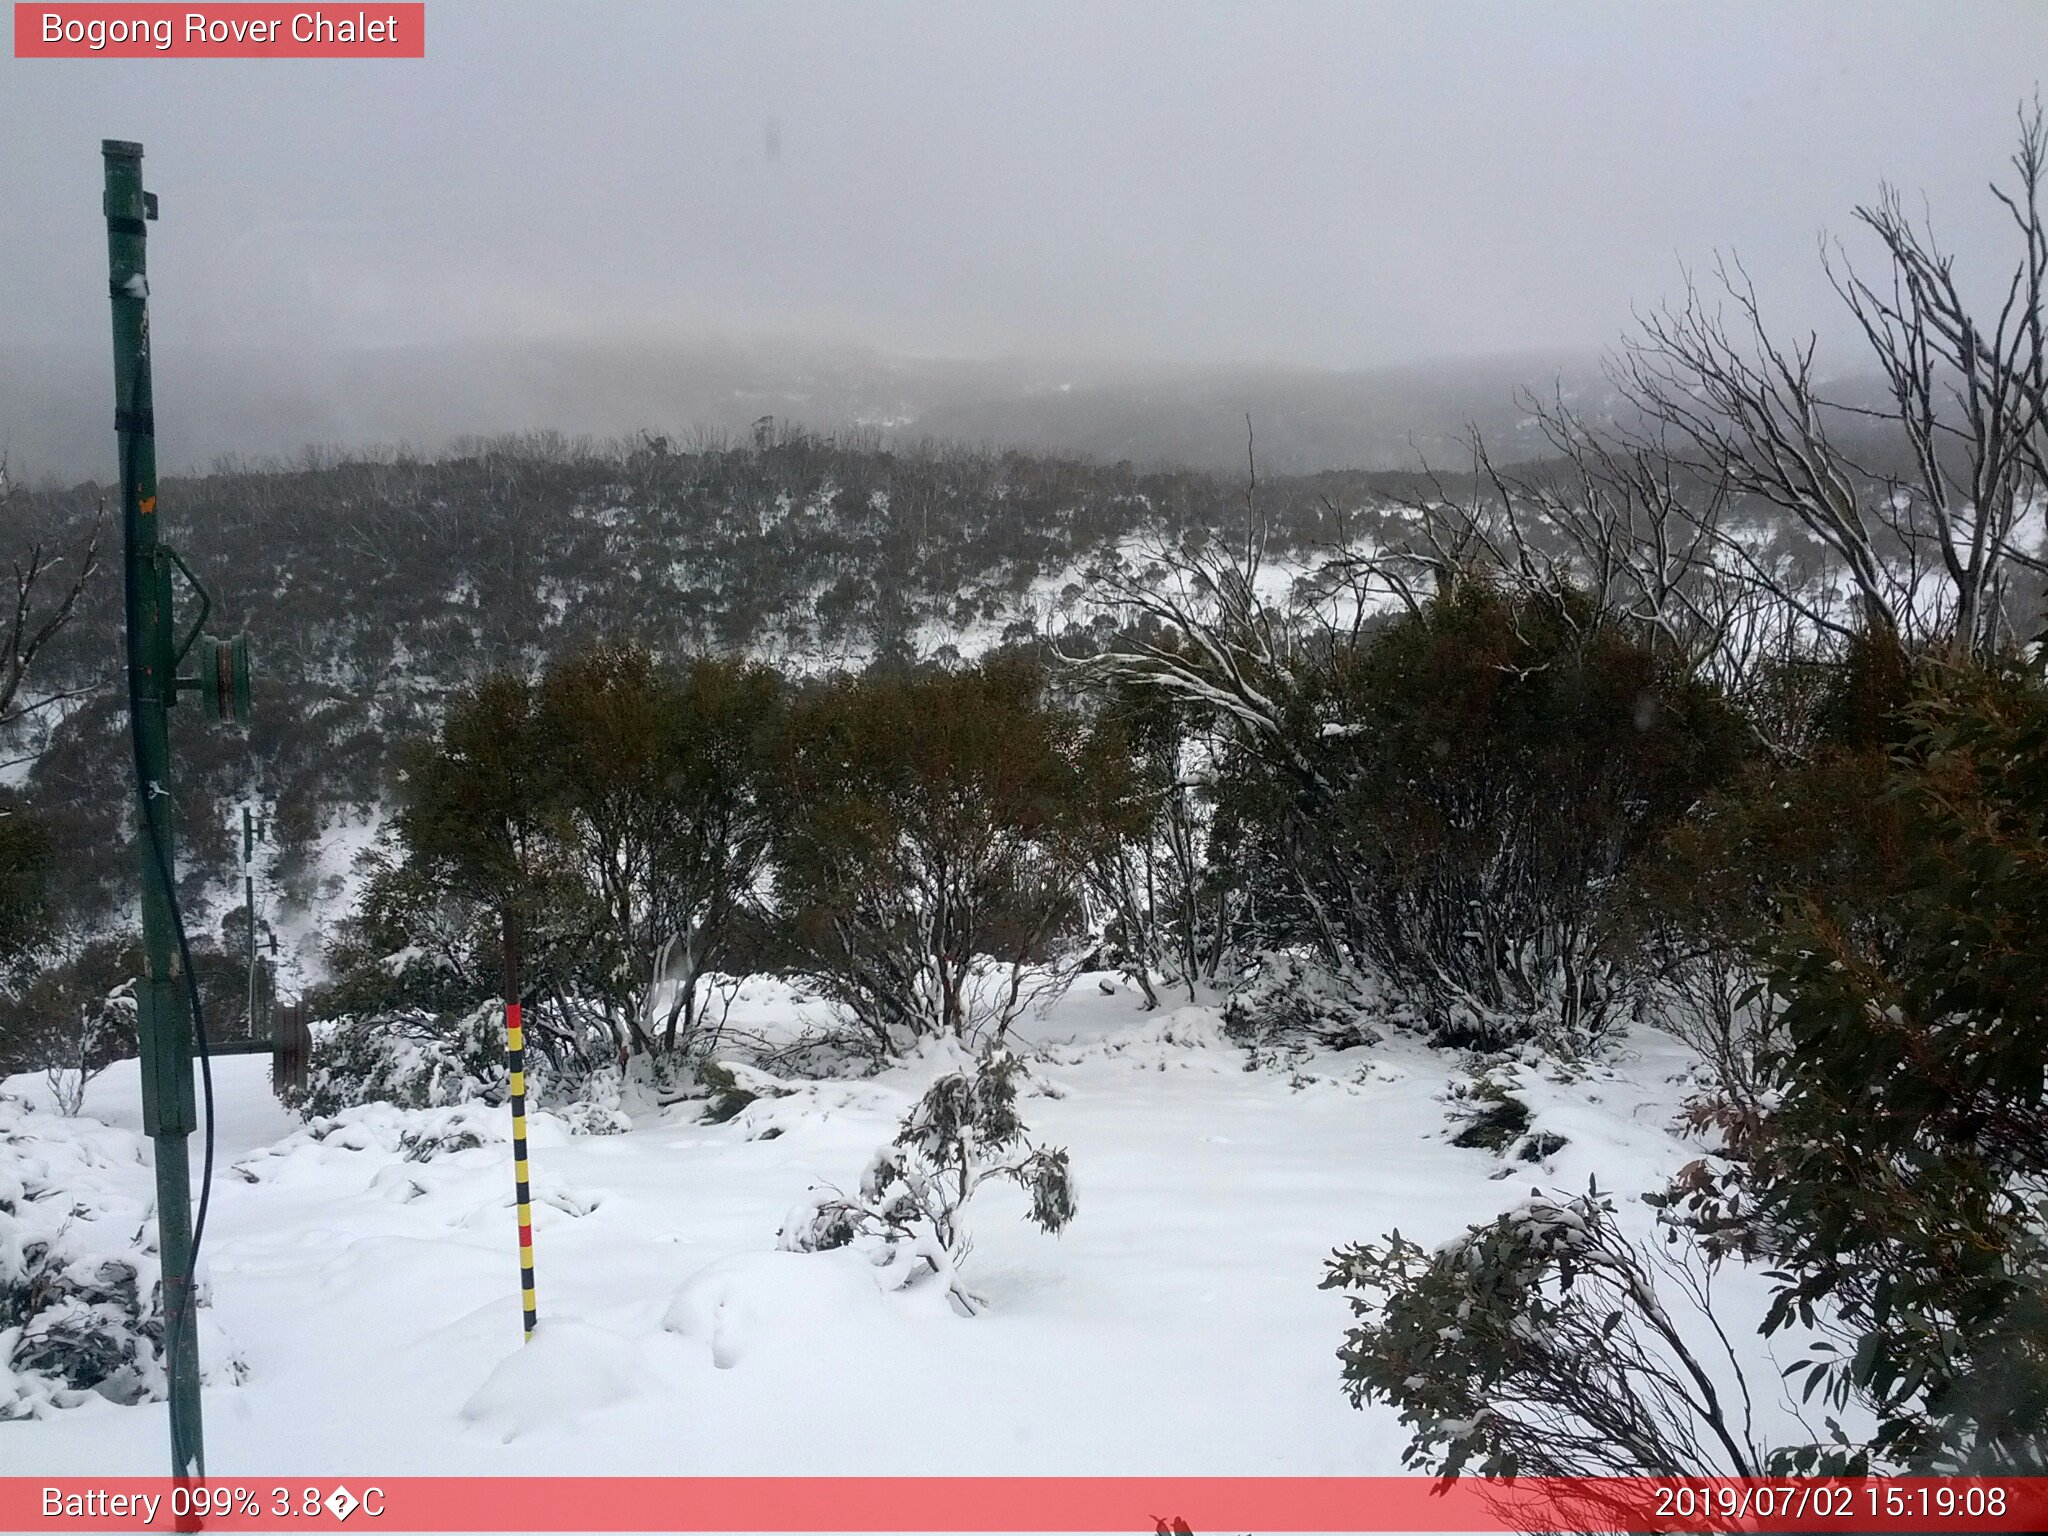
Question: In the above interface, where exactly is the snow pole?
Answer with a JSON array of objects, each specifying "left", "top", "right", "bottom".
[{"left": 502, "top": 908, "right": 537, "bottom": 1340}]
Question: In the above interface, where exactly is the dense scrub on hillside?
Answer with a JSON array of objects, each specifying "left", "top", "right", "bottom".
[{"left": 1, "top": 430, "right": 1422, "bottom": 943}]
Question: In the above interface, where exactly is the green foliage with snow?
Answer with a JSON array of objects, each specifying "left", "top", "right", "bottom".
[
  {"left": 1675, "top": 665, "right": 2048, "bottom": 1472},
  {"left": 286, "top": 1003, "right": 518, "bottom": 1119},
  {"left": 1324, "top": 1185, "right": 1765, "bottom": 1487},
  {"left": 0, "top": 1094, "right": 243, "bottom": 1419},
  {"left": 780, "top": 1046, "right": 1076, "bottom": 1311}
]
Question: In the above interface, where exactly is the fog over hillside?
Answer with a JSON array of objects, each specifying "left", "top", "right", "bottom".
[
  {"left": 7, "top": 3, "right": 2041, "bottom": 483},
  {"left": 2, "top": 336, "right": 1622, "bottom": 484}
]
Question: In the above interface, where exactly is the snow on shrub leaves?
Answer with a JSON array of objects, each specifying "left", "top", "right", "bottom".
[
  {"left": 1223, "top": 952, "right": 1384, "bottom": 1051},
  {"left": 287, "top": 1003, "right": 516, "bottom": 1119},
  {"left": 778, "top": 1046, "right": 1075, "bottom": 1313},
  {"left": 0, "top": 1094, "right": 243, "bottom": 1419},
  {"left": 288, "top": 1003, "right": 629, "bottom": 1134},
  {"left": 235, "top": 1101, "right": 506, "bottom": 1175},
  {"left": 1322, "top": 1183, "right": 1767, "bottom": 1486}
]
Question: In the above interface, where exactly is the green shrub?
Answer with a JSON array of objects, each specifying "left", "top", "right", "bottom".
[
  {"left": 286, "top": 1004, "right": 516, "bottom": 1119},
  {"left": 1218, "top": 580, "right": 1745, "bottom": 1050},
  {"left": 1676, "top": 664, "right": 2048, "bottom": 1471}
]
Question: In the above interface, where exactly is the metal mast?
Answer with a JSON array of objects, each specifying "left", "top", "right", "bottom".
[{"left": 104, "top": 136, "right": 207, "bottom": 1481}]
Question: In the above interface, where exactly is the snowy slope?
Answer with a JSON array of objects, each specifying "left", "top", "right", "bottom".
[{"left": 1, "top": 981, "right": 1812, "bottom": 1478}]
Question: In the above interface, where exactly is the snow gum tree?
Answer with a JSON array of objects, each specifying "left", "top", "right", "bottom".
[
  {"left": 0, "top": 476, "right": 104, "bottom": 743},
  {"left": 0, "top": 795, "right": 54, "bottom": 988},
  {"left": 0, "top": 486, "right": 107, "bottom": 1077},
  {"left": 1070, "top": 670, "right": 1228, "bottom": 1007},
  {"left": 1290, "top": 579, "right": 1743, "bottom": 1050},
  {"left": 1104, "top": 565, "right": 1745, "bottom": 1050},
  {"left": 387, "top": 670, "right": 583, "bottom": 1056},
  {"left": 344, "top": 644, "right": 782, "bottom": 1080},
  {"left": 770, "top": 654, "right": 1099, "bottom": 1054},
  {"left": 534, "top": 644, "right": 783, "bottom": 1058},
  {"left": 0, "top": 932, "right": 141, "bottom": 1102}
]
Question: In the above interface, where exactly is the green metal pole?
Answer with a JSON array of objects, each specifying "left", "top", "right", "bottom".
[{"left": 104, "top": 138, "right": 206, "bottom": 1482}]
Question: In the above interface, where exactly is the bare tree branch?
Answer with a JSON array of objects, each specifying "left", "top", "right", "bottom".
[{"left": 1, "top": 488, "right": 108, "bottom": 735}]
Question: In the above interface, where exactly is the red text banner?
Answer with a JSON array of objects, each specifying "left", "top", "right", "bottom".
[
  {"left": 3, "top": 1477, "right": 2047, "bottom": 1533},
  {"left": 14, "top": 5, "right": 424, "bottom": 58}
]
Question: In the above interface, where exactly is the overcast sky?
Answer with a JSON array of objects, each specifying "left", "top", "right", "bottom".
[{"left": 3, "top": 2, "right": 2045, "bottom": 441}]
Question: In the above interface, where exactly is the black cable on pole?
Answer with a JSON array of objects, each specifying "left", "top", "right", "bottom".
[{"left": 120, "top": 379, "right": 216, "bottom": 1416}]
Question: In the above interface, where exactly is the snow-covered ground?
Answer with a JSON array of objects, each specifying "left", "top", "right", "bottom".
[{"left": 2, "top": 978, "right": 1807, "bottom": 1477}]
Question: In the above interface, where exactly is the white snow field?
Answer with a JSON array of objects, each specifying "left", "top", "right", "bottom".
[{"left": 2, "top": 978, "right": 1805, "bottom": 1479}]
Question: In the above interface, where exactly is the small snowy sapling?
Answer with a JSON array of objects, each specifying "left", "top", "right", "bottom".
[
  {"left": 41, "top": 981, "right": 131, "bottom": 1117},
  {"left": 778, "top": 1046, "right": 1076, "bottom": 1313}
]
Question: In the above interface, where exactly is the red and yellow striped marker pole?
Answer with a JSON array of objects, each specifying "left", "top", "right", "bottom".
[{"left": 507, "top": 1000, "right": 537, "bottom": 1340}]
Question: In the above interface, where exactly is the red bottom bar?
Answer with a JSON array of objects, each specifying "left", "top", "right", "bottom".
[{"left": 6, "top": 1477, "right": 2046, "bottom": 1533}]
